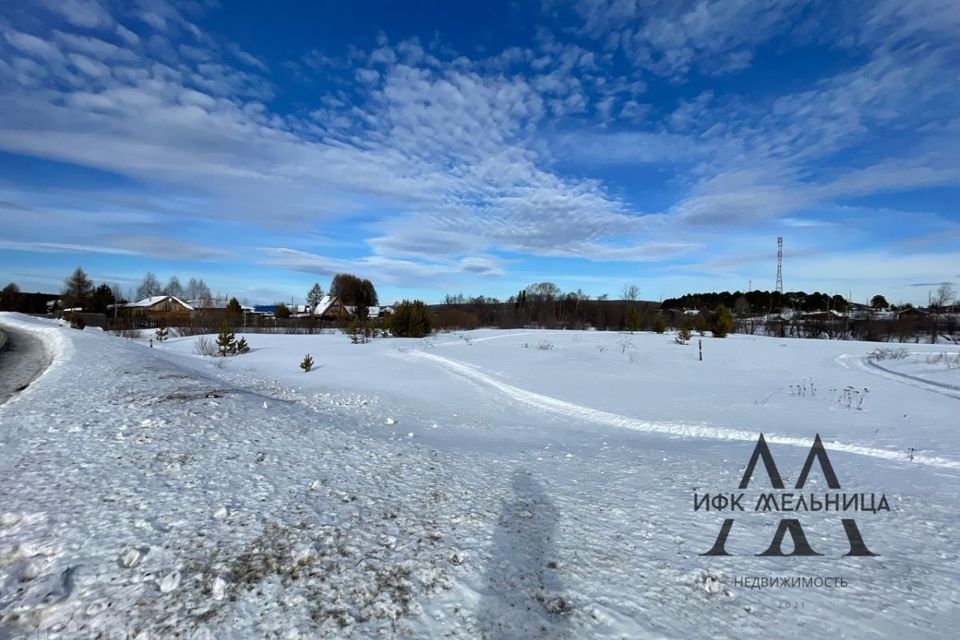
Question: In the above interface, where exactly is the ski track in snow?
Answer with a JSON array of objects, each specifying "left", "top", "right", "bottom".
[
  {"left": 836, "top": 353, "right": 960, "bottom": 400},
  {"left": 401, "top": 348, "right": 960, "bottom": 471}
]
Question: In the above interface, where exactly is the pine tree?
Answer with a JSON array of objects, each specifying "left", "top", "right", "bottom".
[
  {"left": 390, "top": 300, "right": 432, "bottom": 337},
  {"left": 226, "top": 297, "right": 242, "bottom": 314},
  {"left": 236, "top": 337, "right": 250, "bottom": 353},
  {"left": 307, "top": 283, "right": 324, "bottom": 310},
  {"left": 155, "top": 323, "right": 169, "bottom": 342},
  {"left": 676, "top": 322, "right": 692, "bottom": 344},
  {"left": 62, "top": 266, "right": 94, "bottom": 309},
  {"left": 624, "top": 305, "right": 641, "bottom": 333},
  {"left": 216, "top": 321, "right": 236, "bottom": 356},
  {"left": 299, "top": 353, "right": 314, "bottom": 372},
  {"left": 712, "top": 304, "right": 734, "bottom": 338}
]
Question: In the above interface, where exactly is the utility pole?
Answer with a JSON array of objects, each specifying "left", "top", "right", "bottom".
[{"left": 775, "top": 237, "right": 783, "bottom": 294}]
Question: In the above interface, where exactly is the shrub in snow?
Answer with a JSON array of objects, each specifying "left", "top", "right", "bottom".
[
  {"left": 236, "top": 337, "right": 250, "bottom": 354},
  {"left": 695, "top": 313, "right": 708, "bottom": 336},
  {"left": 348, "top": 318, "right": 368, "bottom": 344},
  {"left": 216, "top": 321, "right": 237, "bottom": 356},
  {"left": 537, "top": 340, "right": 554, "bottom": 351},
  {"left": 65, "top": 312, "right": 85, "bottom": 330},
  {"left": 194, "top": 335, "right": 218, "bottom": 357},
  {"left": 300, "top": 353, "right": 314, "bottom": 373},
  {"left": 390, "top": 300, "right": 432, "bottom": 337},
  {"left": 676, "top": 324, "right": 691, "bottom": 344},
  {"left": 155, "top": 324, "right": 169, "bottom": 342},
  {"left": 653, "top": 316, "right": 667, "bottom": 334},
  {"left": 869, "top": 347, "right": 909, "bottom": 361}
]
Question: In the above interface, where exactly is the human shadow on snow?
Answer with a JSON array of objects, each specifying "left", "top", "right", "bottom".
[{"left": 478, "top": 469, "right": 572, "bottom": 640}]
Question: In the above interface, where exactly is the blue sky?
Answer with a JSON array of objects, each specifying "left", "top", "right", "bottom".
[{"left": 0, "top": 0, "right": 958, "bottom": 306}]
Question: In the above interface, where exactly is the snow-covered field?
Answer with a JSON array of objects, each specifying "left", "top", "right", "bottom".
[{"left": 1, "top": 313, "right": 958, "bottom": 638}]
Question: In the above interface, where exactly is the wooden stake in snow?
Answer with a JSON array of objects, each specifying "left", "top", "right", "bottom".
[{"left": 699, "top": 339, "right": 702, "bottom": 361}]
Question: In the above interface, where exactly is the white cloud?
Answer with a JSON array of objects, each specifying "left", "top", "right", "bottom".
[
  {"left": 573, "top": 0, "right": 806, "bottom": 78},
  {"left": 40, "top": 0, "right": 113, "bottom": 29}
]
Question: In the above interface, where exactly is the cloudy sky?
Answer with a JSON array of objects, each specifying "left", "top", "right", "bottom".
[{"left": 1, "top": 0, "right": 958, "bottom": 305}]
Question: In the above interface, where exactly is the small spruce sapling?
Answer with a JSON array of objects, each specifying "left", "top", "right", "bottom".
[
  {"left": 236, "top": 337, "right": 250, "bottom": 353},
  {"left": 348, "top": 318, "right": 363, "bottom": 344},
  {"left": 624, "top": 305, "right": 641, "bottom": 333},
  {"left": 300, "top": 353, "right": 314, "bottom": 372},
  {"left": 216, "top": 321, "right": 237, "bottom": 356},
  {"left": 155, "top": 323, "right": 169, "bottom": 342},
  {"left": 653, "top": 316, "right": 667, "bottom": 334}
]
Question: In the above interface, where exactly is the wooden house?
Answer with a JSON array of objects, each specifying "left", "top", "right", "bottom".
[{"left": 121, "top": 295, "right": 194, "bottom": 322}]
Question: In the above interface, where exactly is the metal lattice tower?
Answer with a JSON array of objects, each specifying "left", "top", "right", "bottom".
[{"left": 775, "top": 236, "right": 784, "bottom": 294}]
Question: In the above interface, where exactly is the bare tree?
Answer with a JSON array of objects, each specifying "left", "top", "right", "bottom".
[
  {"left": 525, "top": 282, "right": 562, "bottom": 300},
  {"left": 164, "top": 276, "right": 184, "bottom": 298},
  {"left": 136, "top": 272, "right": 162, "bottom": 300},
  {"left": 622, "top": 283, "right": 640, "bottom": 302},
  {"left": 186, "top": 278, "right": 212, "bottom": 303},
  {"left": 934, "top": 283, "right": 955, "bottom": 308}
]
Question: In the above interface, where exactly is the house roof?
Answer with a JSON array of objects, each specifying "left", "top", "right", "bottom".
[
  {"left": 126, "top": 295, "right": 194, "bottom": 311},
  {"left": 313, "top": 295, "right": 340, "bottom": 316},
  {"left": 368, "top": 306, "right": 393, "bottom": 318}
]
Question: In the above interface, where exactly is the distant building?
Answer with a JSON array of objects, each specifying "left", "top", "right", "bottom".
[
  {"left": 120, "top": 295, "right": 194, "bottom": 321},
  {"left": 313, "top": 295, "right": 350, "bottom": 320},
  {"left": 368, "top": 305, "right": 394, "bottom": 319},
  {"left": 189, "top": 298, "right": 254, "bottom": 313},
  {"left": 897, "top": 307, "right": 928, "bottom": 319},
  {"left": 251, "top": 296, "right": 350, "bottom": 320}
]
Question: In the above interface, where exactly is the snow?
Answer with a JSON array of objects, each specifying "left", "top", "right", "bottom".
[{"left": 1, "top": 314, "right": 959, "bottom": 638}]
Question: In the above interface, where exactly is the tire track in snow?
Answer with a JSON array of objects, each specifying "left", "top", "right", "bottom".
[
  {"left": 403, "top": 349, "right": 960, "bottom": 471},
  {"left": 837, "top": 354, "right": 960, "bottom": 400},
  {"left": 432, "top": 332, "right": 537, "bottom": 348}
]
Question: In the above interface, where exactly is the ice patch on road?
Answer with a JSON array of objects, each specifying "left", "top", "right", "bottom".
[{"left": 403, "top": 349, "right": 960, "bottom": 470}]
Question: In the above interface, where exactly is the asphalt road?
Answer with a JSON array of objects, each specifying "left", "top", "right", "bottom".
[{"left": 0, "top": 323, "right": 50, "bottom": 405}]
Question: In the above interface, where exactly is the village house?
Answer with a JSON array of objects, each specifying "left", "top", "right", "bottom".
[
  {"left": 120, "top": 295, "right": 194, "bottom": 322},
  {"left": 313, "top": 295, "right": 351, "bottom": 321}
]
